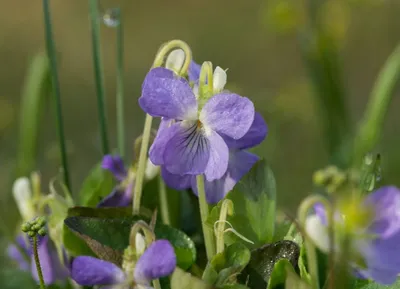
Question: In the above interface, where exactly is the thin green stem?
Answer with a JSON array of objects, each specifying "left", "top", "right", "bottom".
[
  {"left": 197, "top": 174, "right": 216, "bottom": 260},
  {"left": 89, "top": 0, "right": 110, "bottom": 155},
  {"left": 42, "top": 0, "right": 71, "bottom": 191},
  {"left": 133, "top": 114, "right": 153, "bottom": 214},
  {"left": 115, "top": 8, "right": 125, "bottom": 159},
  {"left": 152, "top": 279, "right": 162, "bottom": 289},
  {"left": 353, "top": 43, "right": 400, "bottom": 165},
  {"left": 158, "top": 175, "right": 171, "bottom": 225},
  {"left": 132, "top": 40, "right": 192, "bottom": 215},
  {"left": 216, "top": 199, "right": 233, "bottom": 254},
  {"left": 297, "top": 195, "right": 331, "bottom": 289},
  {"left": 33, "top": 235, "right": 46, "bottom": 289}
]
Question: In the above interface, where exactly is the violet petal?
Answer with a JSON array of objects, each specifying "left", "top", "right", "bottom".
[
  {"left": 134, "top": 240, "right": 176, "bottom": 284},
  {"left": 71, "top": 256, "right": 125, "bottom": 286},
  {"left": 200, "top": 93, "right": 255, "bottom": 140},
  {"left": 102, "top": 155, "right": 127, "bottom": 182},
  {"left": 203, "top": 130, "right": 229, "bottom": 182},
  {"left": 139, "top": 67, "right": 197, "bottom": 120},
  {"left": 161, "top": 167, "right": 192, "bottom": 190}
]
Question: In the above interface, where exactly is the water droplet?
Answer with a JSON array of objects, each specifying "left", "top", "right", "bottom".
[{"left": 103, "top": 8, "right": 120, "bottom": 27}]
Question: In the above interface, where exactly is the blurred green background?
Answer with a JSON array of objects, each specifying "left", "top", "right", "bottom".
[{"left": 0, "top": 0, "right": 399, "bottom": 226}]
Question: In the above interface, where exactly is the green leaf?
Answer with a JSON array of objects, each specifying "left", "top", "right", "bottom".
[
  {"left": 207, "top": 243, "right": 251, "bottom": 287},
  {"left": 285, "top": 267, "right": 310, "bottom": 289},
  {"left": 78, "top": 163, "right": 115, "bottom": 207},
  {"left": 206, "top": 160, "right": 276, "bottom": 248},
  {"left": 64, "top": 209, "right": 196, "bottom": 269},
  {"left": 16, "top": 53, "right": 51, "bottom": 177},
  {"left": 63, "top": 224, "right": 96, "bottom": 257},
  {"left": 266, "top": 259, "right": 295, "bottom": 289},
  {"left": 240, "top": 240, "right": 300, "bottom": 289},
  {"left": 171, "top": 268, "right": 212, "bottom": 289}
]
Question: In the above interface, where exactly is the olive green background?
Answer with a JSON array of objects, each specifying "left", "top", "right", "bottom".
[{"left": 0, "top": 0, "right": 399, "bottom": 237}]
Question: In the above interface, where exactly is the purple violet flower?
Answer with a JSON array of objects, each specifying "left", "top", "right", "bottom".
[
  {"left": 99, "top": 155, "right": 133, "bottom": 207},
  {"left": 306, "top": 186, "right": 400, "bottom": 285},
  {"left": 71, "top": 239, "right": 176, "bottom": 288},
  {"left": 139, "top": 67, "right": 255, "bottom": 182},
  {"left": 7, "top": 234, "right": 69, "bottom": 285},
  {"left": 160, "top": 112, "right": 268, "bottom": 203}
]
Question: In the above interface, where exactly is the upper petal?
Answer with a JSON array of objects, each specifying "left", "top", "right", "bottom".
[
  {"left": 71, "top": 256, "right": 125, "bottom": 286},
  {"left": 13, "top": 177, "right": 35, "bottom": 221},
  {"left": 200, "top": 93, "right": 255, "bottom": 140},
  {"left": 305, "top": 214, "right": 330, "bottom": 253},
  {"left": 213, "top": 66, "right": 227, "bottom": 93},
  {"left": 139, "top": 67, "right": 197, "bottom": 120},
  {"left": 161, "top": 167, "right": 192, "bottom": 190},
  {"left": 365, "top": 186, "right": 400, "bottom": 238},
  {"left": 163, "top": 122, "right": 210, "bottom": 176},
  {"left": 102, "top": 155, "right": 127, "bottom": 181},
  {"left": 203, "top": 131, "right": 229, "bottom": 182},
  {"left": 222, "top": 112, "right": 268, "bottom": 149},
  {"left": 134, "top": 240, "right": 176, "bottom": 284}
]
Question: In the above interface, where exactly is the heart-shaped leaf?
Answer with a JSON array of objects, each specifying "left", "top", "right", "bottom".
[
  {"left": 171, "top": 268, "right": 212, "bottom": 289},
  {"left": 206, "top": 160, "right": 276, "bottom": 249},
  {"left": 64, "top": 208, "right": 196, "bottom": 269}
]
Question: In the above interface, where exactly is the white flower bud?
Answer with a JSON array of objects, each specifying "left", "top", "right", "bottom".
[
  {"left": 135, "top": 233, "right": 146, "bottom": 257},
  {"left": 12, "top": 177, "right": 35, "bottom": 221},
  {"left": 145, "top": 159, "right": 159, "bottom": 181},
  {"left": 213, "top": 66, "right": 227, "bottom": 93},
  {"left": 165, "top": 49, "right": 185, "bottom": 74},
  {"left": 305, "top": 214, "right": 330, "bottom": 253}
]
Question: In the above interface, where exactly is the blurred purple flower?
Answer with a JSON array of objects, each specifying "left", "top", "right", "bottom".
[
  {"left": 99, "top": 155, "right": 133, "bottom": 207},
  {"left": 161, "top": 112, "right": 268, "bottom": 203},
  {"left": 306, "top": 186, "right": 400, "bottom": 285},
  {"left": 7, "top": 234, "right": 69, "bottom": 285},
  {"left": 71, "top": 240, "right": 176, "bottom": 288},
  {"left": 139, "top": 67, "right": 255, "bottom": 181}
]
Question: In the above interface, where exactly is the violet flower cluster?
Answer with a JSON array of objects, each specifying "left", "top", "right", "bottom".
[
  {"left": 306, "top": 186, "right": 400, "bottom": 284},
  {"left": 139, "top": 59, "right": 267, "bottom": 203}
]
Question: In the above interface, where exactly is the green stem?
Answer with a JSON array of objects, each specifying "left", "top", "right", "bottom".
[
  {"left": 216, "top": 199, "right": 233, "bottom": 254},
  {"left": 353, "top": 43, "right": 400, "bottom": 165},
  {"left": 33, "top": 235, "right": 46, "bottom": 289},
  {"left": 115, "top": 8, "right": 125, "bottom": 159},
  {"left": 197, "top": 174, "right": 216, "bottom": 260},
  {"left": 133, "top": 114, "right": 153, "bottom": 215},
  {"left": 158, "top": 175, "right": 171, "bottom": 225},
  {"left": 132, "top": 40, "right": 192, "bottom": 215},
  {"left": 42, "top": 0, "right": 71, "bottom": 191},
  {"left": 297, "top": 195, "right": 331, "bottom": 289},
  {"left": 152, "top": 279, "right": 162, "bottom": 289},
  {"left": 89, "top": 0, "right": 110, "bottom": 155}
]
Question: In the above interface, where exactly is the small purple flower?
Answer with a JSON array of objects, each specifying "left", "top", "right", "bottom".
[
  {"left": 139, "top": 67, "right": 255, "bottom": 182},
  {"left": 306, "top": 186, "right": 400, "bottom": 285},
  {"left": 161, "top": 112, "right": 268, "bottom": 203},
  {"left": 71, "top": 240, "right": 176, "bottom": 288},
  {"left": 7, "top": 235, "right": 69, "bottom": 285},
  {"left": 99, "top": 155, "right": 133, "bottom": 207}
]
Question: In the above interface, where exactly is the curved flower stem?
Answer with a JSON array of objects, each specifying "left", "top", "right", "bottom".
[
  {"left": 33, "top": 235, "right": 46, "bottom": 289},
  {"left": 89, "top": 0, "right": 110, "bottom": 155},
  {"left": 297, "top": 195, "right": 331, "bottom": 289},
  {"left": 133, "top": 114, "right": 152, "bottom": 215},
  {"left": 216, "top": 199, "right": 234, "bottom": 254},
  {"left": 196, "top": 174, "right": 216, "bottom": 260},
  {"left": 152, "top": 40, "right": 192, "bottom": 74},
  {"left": 198, "top": 62, "right": 214, "bottom": 109},
  {"left": 158, "top": 175, "right": 171, "bottom": 225},
  {"left": 42, "top": 0, "right": 71, "bottom": 191},
  {"left": 115, "top": 8, "right": 125, "bottom": 159},
  {"left": 133, "top": 40, "right": 192, "bottom": 215},
  {"left": 353, "top": 42, "right": 400, "bottom": 165}
]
